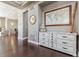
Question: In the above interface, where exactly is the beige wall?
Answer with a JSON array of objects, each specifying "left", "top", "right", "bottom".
[
  {"left": 0, "top": 17, "right": 5, "bottom": 28},
  {"left": 42, "top": 1, "right": 77, "bottom": 33}
]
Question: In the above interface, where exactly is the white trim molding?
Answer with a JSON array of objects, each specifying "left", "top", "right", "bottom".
[
  {"left": 28, "top": 40, "right": 39, "bottom": 45},
  {"left": 18, "top": 37, "right": 28, "bottom": 40},
  {"left": 23, "top": 37, "right": 28, "bottom": 39}
]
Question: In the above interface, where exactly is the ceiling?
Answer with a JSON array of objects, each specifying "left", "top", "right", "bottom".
[
  {"left": 2, "top": 1, "right": 33, "bottom": 9},
  {"left": 39, "top": 1, "right": 56, "bottom": 7},
  {"left": 1, "top": 1, "right": 56, "bottom": 9}
]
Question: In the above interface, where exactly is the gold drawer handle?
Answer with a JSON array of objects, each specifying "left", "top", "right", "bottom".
[
  {"left": 62, "top": 36, "right": 67, "bottom": 38},
  {"left": 42, "top": 34, "right": 45, "bottom": 35},
  {"left": 62, "top": 47, "right": 67, "bottom": 49},
  {"left": 42, "top": 42, "right": 45, "bottom": 44},
  {"left": 62, "top": 42, "right": 67, "bottom": 44},
  {"left": 42, "top": 38, "right": 45, "bottom": 39},
  {"left": 51, "top": 45, "right": 53, "bottom": 47}
]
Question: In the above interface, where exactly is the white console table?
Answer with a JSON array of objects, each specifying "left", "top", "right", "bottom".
[{"left": 39, "top": 32, "right": 78, "bottom": 56}]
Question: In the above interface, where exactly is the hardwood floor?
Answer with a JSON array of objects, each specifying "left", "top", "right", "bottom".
[{"left": 0, "top": 35, "right": 73, "bottom": 57}]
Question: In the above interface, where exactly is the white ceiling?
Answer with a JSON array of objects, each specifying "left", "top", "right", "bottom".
[
  {"left": 2, "top": 1, "right": 33, "bottom": 9},
  {"left": 1, "top": 1, "right": 56, "bottom": 9}
]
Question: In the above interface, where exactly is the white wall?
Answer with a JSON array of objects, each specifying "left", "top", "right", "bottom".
[
  {"left": 18, "top": 11, "right": 23, "bottom": 39},
  {"left": 0, "top": 2, "right": 19, "bottom": 19}
]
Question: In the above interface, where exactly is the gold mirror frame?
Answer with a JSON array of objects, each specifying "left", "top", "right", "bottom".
[{"left": 29, "top": 15, "right": 36, "bottom": 25}]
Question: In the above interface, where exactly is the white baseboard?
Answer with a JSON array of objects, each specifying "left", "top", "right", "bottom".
[
  {"left": 23, "top": 37, "right": 28, "bottom": 39},
  {"left": 18, "top": 37, "right": 39, "bottom": 45},
  {"left": 18, "top": 37, "right": 28, "bottom": 40},
  {"left": 28, "top": 40, "right": 39, "bottom": 45}
]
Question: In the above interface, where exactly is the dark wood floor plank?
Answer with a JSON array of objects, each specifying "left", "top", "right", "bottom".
[{"left": 0, "top": 35, "right": 72, "bottom": 57}]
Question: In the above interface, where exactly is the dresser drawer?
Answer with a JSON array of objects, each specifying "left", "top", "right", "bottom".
[
  {"left": 39, "top": 37, "right": 49, "bottom": 42},
  {"left": 39, "top": 32, "right": 49, "bottom": 37},
  {"left": 57, "top": 39, "right": 76, "bottom": 47},
  {"left": 56, "top": 34, "right": 75, "bottom": 41},
  {"left": 40, "top": 41, "right": 49, "bottom": 47},
  {"left": 57, "top": 44, "right": 74, "bottom": 54}
]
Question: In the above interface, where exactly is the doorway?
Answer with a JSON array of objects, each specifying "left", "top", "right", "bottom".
[{"left": 23, "top": 11, "right": 28, "bottom": 39}]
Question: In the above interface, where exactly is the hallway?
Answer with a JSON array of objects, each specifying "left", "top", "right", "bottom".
[{"left": 0, "top": 35, "right": 72, "bottom": 57}]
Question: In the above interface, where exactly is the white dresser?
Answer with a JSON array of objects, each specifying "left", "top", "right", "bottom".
[{"left": 39, "top": 32, "right": 78, "bottom": 56}]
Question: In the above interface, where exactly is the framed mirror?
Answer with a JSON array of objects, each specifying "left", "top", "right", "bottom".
[
  {"left": 29, "top": 15, "right": 36, "bottom": 25},
  {"left": 45, "top": 5, "right": 72, "bottom": 26}
]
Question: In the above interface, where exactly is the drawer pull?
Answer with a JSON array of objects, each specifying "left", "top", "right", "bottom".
[
  {"left": 62, "top": 36, "right": 67, "bottom": 38},
  {"left": 42, "top": 42, "right": 45, "bottom": 44},
  {"left": 62, "top": 42, "right": 67, "bottom": 44},
  {"left": 42, "top": 38, "right": 45, "bottom": 39},
  {"left": 51, "top": 41, "right": 53, "bottom": 45},
  {"left": 42, "top": 34, "right": 45, "bottom": 35},
  {"left": 62, "top": 47, "right": 67, "bottom": 49}
]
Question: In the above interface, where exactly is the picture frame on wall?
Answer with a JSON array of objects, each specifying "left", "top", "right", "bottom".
[
  {"left": 44, "top": 5, "right": 72, "bottom": 26},
  {"left": 29, "top": 15, "right": 36, "bottom": 25}
]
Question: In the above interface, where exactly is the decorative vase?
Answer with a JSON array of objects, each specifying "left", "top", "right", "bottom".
[{"left": 40, "top": 24, "right": 47, "bottom": 32}]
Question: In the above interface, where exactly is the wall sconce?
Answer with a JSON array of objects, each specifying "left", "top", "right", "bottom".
[{"left": 11, "top": 22, "right": 14, "bottom": 26}]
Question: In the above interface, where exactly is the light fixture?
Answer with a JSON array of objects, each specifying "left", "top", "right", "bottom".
[{"left": 11, "top": 22, "right": 14, "bottom": 26}]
